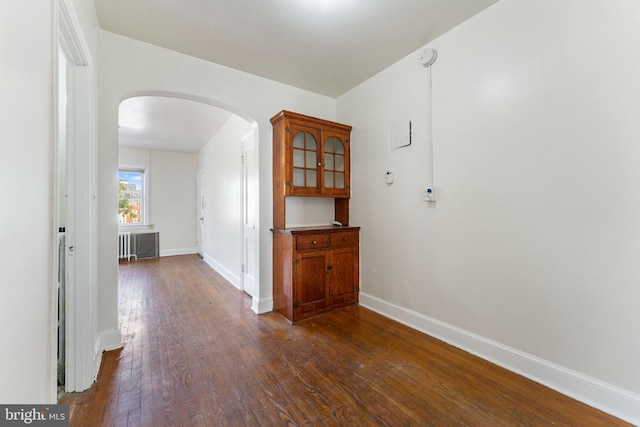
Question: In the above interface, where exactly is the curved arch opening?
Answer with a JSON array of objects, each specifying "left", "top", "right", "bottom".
[{"left": 117, "top": 92, "right": 260, "bottom": 308}]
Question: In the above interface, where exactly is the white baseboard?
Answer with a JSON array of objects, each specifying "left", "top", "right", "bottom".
[
  {"left": 74, "top": 329, "right": 122, "bottom": 393},
  {"left": 200, "top": 253, "right": 272, "bottom": 315},
  {"left": 359, "top": 292, "right": 640, "bottom": 425},
  {"left": 160, "top": 247, "right": 197, "bottom": 257},
  {"left": 202, "top": 253, "right": 241, "bottom": 289},
  {"left": 98, "top": 328, "right": 123, "bottom": 352},
  {"left": 252, "top": 297, "right": 273, "bottom": 315}
]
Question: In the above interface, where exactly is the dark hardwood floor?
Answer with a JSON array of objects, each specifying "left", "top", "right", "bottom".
[{"left": 60, "top": 255, "right": 629, "bottom": 426}]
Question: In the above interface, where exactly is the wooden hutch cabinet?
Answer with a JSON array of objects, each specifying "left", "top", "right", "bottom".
[{"left": 271, "top": 111, "right": 360, "bottom": 323}]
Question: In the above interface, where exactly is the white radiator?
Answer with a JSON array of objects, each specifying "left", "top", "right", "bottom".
[{"left": 118, "top": 232, "right": 137, "bottom": 261}]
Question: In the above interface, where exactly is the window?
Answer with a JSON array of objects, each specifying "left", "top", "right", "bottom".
[{"left": 118, "top": 169, "right": 145, "bottom": 224}]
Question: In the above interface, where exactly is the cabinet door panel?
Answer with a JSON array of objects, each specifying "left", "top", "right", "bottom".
[
  {"left": 295, "top": 252, "right": 330, "bottom": 315},
  {"left": 287, "top": 123, "right": 322, "bottom": 196},
  {"left": 330, "top": 247, "right": 359, "bottom": 306},
  {"left": 322, "top": 130, "right": 350, "bottom": 197}
]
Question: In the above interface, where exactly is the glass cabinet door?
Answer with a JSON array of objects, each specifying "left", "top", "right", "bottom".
[
  {"left": 292, "top": 131, "right": 318, "bottom": 188},
  {"left": 280, "top": 115, "right": 350, "bottom": 198},
  {"left": 323, "top": 136, "right": 345, "bottom": 189}
]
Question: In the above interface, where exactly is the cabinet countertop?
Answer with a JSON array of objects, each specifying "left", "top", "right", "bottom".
[{"left": 271, "top": 225, "right": 360, "bottom": 234}]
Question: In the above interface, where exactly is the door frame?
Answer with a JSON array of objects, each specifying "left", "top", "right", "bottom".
[
  {"left": 54, "top": 0, "right": 97, "bottom": 395},
  {"left": 196, "top": 169, "right": 205, "bottom": 255},
  {"left": 241, "top": 130, "right": 258, "bottom": 302}
]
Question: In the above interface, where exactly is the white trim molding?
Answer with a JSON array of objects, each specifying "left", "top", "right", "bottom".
[
  {"left": 202, "top": 253, "right": 241, "bottom": 289},
  {"left": 58, "top": 0, "right": 90, "bottom": 67},
  {"left": 160, "top": 247, "right": 198, "bottom": 257},
  {"left": 98, "top": 329, "right": 123, "bottom": 353},
  {"left": 201, "top": 253, "right": 272, "bottom": 314},
  {"left": 252, "top": 297, "right": 273, "bottom": 315},
  {"left": 359, "top": 292, "right": 640, "bottom": 425}
]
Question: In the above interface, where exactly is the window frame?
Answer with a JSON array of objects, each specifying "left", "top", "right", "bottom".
[{"left": 118, "top": 167, "right": 150, "bottom": 230}]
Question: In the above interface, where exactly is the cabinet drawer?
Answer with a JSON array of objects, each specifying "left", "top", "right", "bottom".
[
  {"left": 296, "top": 234, "right": 330, "bottom": 251},
  {"left": 330, "top": 231, "right": 359, "bottom": 248}
]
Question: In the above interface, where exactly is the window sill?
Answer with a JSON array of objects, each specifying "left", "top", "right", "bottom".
[{"left": 119, "top": 224, "right": 154, "bottom": 233}]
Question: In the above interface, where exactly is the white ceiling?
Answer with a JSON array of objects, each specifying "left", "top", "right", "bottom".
[
  {"left": 100, "top": 0, "right": 500, "bottom": 153},
  {"left": 119, "top": 96, "right": 232, "bottom": 154}
]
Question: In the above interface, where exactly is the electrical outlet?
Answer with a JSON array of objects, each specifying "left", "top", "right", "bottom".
[{"left": 424, "top": 187, "right": 435, "bottom": 202}]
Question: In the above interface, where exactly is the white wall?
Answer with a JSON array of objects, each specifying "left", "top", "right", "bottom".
[
  {"left": 99, "top": 30, "right": 336, "bottom": 314},
  {"left": 119, "top": 147, "right": 150, "bottom": 173},
  {"left": 0, "top": 0, "right": 55, "bottom": 404},
  {"left": 120, "top": 146, "right": 198, "bottom": 256},
  {"left": 0, "top": 0, "right": 102, "bottom": 402},
  {"left": 338, "top": 0, "right": 640, "bottom": 422},
  {"left": 198, "top": 115, "right": 253, "bottom": 285},
  {"left": 151, "top": 150, "right": 198, "bottom": 255}
]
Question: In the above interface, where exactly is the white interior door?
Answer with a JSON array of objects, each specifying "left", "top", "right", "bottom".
[
  {"left": 196, "top": 169, "right": 205, "bottom": 255},
  {"left": 242, "top": 131, "right": 258, "bottom": 298}
]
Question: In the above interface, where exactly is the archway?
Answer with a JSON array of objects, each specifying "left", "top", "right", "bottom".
[{"left": 117, "top": 92, "right": 260, "bottom": 309}]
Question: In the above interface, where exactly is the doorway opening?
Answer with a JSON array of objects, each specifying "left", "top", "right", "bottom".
[
  {"left": 118, "top": 94, "right": 260, "bottom": 309},
  {"left": 56, "top": 0, "right": 96, "bottom": 396}
]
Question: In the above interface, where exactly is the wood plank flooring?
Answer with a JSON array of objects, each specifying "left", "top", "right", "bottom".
[{"left": 60, "top": 255, "right": 630, "bottom": 426}]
